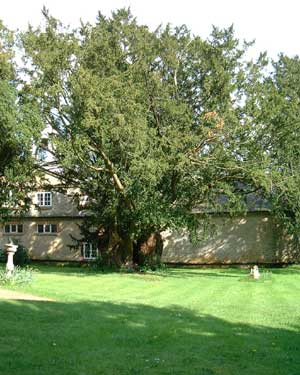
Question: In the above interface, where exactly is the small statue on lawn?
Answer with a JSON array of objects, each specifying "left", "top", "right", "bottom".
[
  {"left": 250, "top": 265, "right": 260, "bottom": 280},
  {"left": 5, "top": 239, "right": 18, "bottom": 277}
]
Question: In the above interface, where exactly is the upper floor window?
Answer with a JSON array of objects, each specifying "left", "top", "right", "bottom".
[
  {"left": 37, "top": 192, "right": 52, "bottom": 207},
  {"left": 4, "top": 224, "right": 23, "bottom": 234},
  {"left": 37, "top": 224, "right": 57, "bottom": 234}
]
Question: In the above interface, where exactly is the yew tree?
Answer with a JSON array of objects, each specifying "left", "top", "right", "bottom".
[{"left": 22, "top": 9, "right": 270, "bottom": 265}]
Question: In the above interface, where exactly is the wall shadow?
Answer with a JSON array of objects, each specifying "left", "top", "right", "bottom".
[{"left": 0, "top": 299, "right": 299, "bottom": 375}]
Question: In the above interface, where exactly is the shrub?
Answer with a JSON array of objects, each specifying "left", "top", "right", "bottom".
[
  {"left": 88, "top": 255, "right": 119, "bottom": 272},
  {"left": 0, "top": 266, "right": 35, "bottom": 286},
  {"left": 14, "top": 244, "right": 31, "bottom": 266},
  {"left": 0, "top": 249, "right": 6, "bottom": 263},
  {"left": 139, "top": 254, "right": 169, "bottom": 273},
  {"left": 119, "top": 263, "right": 136, "bottom": 273}
]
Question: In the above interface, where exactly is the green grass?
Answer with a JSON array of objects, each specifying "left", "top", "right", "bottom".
[{"left": 1, "top": 265, "right": 300, "bottom": 374}]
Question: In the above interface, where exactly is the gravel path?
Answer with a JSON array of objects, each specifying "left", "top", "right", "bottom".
[{"left": 0, "top": 288, "right": 54, "bottom": 301}]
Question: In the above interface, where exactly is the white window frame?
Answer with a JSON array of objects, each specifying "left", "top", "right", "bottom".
[
  {"left": 37, "top": 192, "right": 52, "bottom": 207},
  {"left": 82, "top": 242, "right": 98, "bottom": 260},
  {"left": 4, "top": 224, "right": 23, "bottom": 234},
  {"left": 37, "top": 223, "right": 58, "bottom": 234}
]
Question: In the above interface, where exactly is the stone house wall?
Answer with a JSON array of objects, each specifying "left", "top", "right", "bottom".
[
  {"left": 0, "top": 218, "right": 83, "bottom": 261},
  {"left": 161, "top": 212, "right": 299, "bottom": 264},
  {"left": 1, "top": 181, "right": 299, "bottom": 264},
  {"left": 0, "top": 172, "right": 85, "bottom": 261}
]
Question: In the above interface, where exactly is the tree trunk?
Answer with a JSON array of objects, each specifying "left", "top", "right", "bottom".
[
  {"left": 106, "top": 225, "right": 122, "bottom": 267},
  {"left": 137, "top": 231, "right": 163, "bottom": 266},
  {"left": 121, "top": 233, "right": 134, "bottom": 265},
  {"left": 105, "top": 224, "right": 135, "bottom": 267}
]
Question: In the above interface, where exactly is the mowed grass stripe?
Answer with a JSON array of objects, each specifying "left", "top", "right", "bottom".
[{"left": 1, "top": 265, "right": 300, "bottom": 375}]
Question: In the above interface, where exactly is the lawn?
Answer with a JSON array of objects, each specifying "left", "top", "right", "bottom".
[{"left": 0, "top": 265, "right": 300, "bottom": 375}]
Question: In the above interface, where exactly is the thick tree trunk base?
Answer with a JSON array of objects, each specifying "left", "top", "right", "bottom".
[
  {"left": 136, "top": 232, "right": 163, "bottom": 266},
  {"left": 99, "top": 227, "right": 163, "bottom": 269}
]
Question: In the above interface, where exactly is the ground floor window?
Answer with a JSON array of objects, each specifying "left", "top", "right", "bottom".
[
  {"left": 82, "top": 242, "right": 98, "bottom": 260},
  {"left": 37, "top": 224, "right": 58, "bottom": 234},
  {"left": 4, "top": 224, "right": 23, "bottom": 234}
]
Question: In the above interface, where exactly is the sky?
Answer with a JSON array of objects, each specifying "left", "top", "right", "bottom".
[{"left": 1, "top": 0, "right": 300, "bottom": 60}]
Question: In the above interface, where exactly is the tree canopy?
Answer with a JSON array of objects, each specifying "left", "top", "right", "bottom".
[
  {"left": 259, "top": 55, "right": 300, "bottom": 239},
  {"left": 0, "top": 22, "right": 42, "bottom": 218}
]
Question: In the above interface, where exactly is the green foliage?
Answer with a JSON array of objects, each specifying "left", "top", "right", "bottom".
[
  {"left": 254, "top": 54, "right": 300, "bottom": 242},
  {"left": 0, "top": 21, "right": 43, "bottom": 220},
  {"left": 14, "top": 244, "right": 31, "bottom": 266},
  {"left": 20, "top": 9, "right": 274, "bottom": 264},
  {"left": 119, "top": 263, "right": 136, "bottom": 274},
  {"left": 0, "top": 248, "right": 5, "bottom": 263},
  {"left": 89, "top": 254, "right": 119, "bottom": 272},
  {"left": 2, "top": 9, "right": 300, "bottom": 265},
  {"left": 139, "top": 257, "right": 169, "bottom": 274},
  {"left": 0, "top": 266, "right": 34, "bottom": 285}
]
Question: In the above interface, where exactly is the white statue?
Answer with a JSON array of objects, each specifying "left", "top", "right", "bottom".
[
  {"left": 250, "top": 265, "right": 260, "bottom": 280},
  {"left": 5, "top": 239, "right": 18, "bottom": 277}
]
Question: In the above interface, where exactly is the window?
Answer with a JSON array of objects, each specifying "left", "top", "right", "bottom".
[
  {"left": 37, "top": 192, "right": 52, "bottom": 207},
  {"left": 37, "top": 224, "right": 57, "bottom": 234},
  {"left": 36, "top": 147, "right": 47, "bottom": 162},
  {"left": 35, "top": 138, "right": 49, "bottom": 162},
  {"left": 4, "top": 224, "right": 23, "bottom": 234},
  {"left": 82, "top": 242, "right": 98, "bottom": 260}
]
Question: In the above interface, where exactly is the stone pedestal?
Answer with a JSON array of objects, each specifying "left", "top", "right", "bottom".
[{"left": 5, "top": 243, "right": 18, "bottom": 277}]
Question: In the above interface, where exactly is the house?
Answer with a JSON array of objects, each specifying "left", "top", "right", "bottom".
[
  {"left": 0, "top": 173, "right": 98, "bottom": 261},
  {"left": 0, "top": 167, "right": 298, "bottom": 264}
]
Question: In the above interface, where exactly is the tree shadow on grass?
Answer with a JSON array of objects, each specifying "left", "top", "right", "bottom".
[
  {"left": 30, "top": 263, "right": 115, "bottom": 277},
  {"left": 32, "top": 263, "right": 249, "bottom": 280},
  {"left": 34, "top": 264, "right": 300, "bottom": 280},
  {"left": 0, "top": 300, "right": 299, "bottom": 375},
  {"left": 165, "top": 269, "right": 246, "bottom": 279},
  {"left": 270, "top": 266, "right": 300, "bottom": 275}
]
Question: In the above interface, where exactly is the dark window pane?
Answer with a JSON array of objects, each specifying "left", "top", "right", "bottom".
[
  {"left": 17, "top": 224, "right": 23, "bottom": 233},
  {"left": 45, "top": 224, "right": 50, "bottom": 233},
  {"left": 87, "top": 244, "right": 92, "bottom": 258},
  {"left": 37, "top": 193, "right": 43, "bottom": 206},
  {"left": 44, "top": 193, "right": 51, "bottom": 206},
  {"left": 51, "top": 224, "right": 57, "bottom": 233},
  {"left": 5, "top": 225, "right": 10, "bottom": 233},
  {"left": 92, "top": 247, "right": 98, "bottom": 258},
  {"left": 38, "top": 224, "right": 44, "bottom": 233},
  {"left": 11, "top": 224, "right": 16, "bottom": 233}
]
